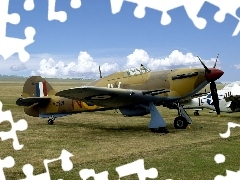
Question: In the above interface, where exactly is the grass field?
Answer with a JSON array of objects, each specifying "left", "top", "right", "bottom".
[{"left": 0, "top": 80, "right": 240, "bottom": 179}]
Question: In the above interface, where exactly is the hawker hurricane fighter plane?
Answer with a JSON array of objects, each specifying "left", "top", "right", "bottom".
[
  {"left": 56, "top": 57, "right": 224, "bottom": 133},
  {"left": 16, "top": 76, "right": 111, "bottom": 125}
]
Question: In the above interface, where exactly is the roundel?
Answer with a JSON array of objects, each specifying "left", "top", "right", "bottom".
[{"left": 206, "top": 93, "right": 214, "bottom": 105}]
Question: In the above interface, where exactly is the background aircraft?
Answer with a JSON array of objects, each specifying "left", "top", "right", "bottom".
[
  {"left": 225, "top": 82, "right": 240, "bottom": 112},
  {"left": 182, "top": 82, "right": 240, "bottom": 115},
  {"left": 16, "top": 76, "right": 111, "bottom": 125},
  {"left": 56, "top": 58, "right": 224, "bottom": 133}
]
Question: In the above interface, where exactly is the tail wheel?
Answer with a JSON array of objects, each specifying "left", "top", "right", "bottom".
[
  {"left": 174, "top": 116, "right": 188, "bottom": 129},
  {"left": 48, "top": 119, "right": 54, "bottom": 125},
  {"left": 194, "top": 111, "right": 199, "bottom": 116}
]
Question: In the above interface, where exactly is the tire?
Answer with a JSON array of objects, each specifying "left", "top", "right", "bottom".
[
  {"left": 174, "top": 116, "right": 188, "bottom": 129},
  {"left": 194, "top": 111, "right": 199, "bottom": 116},
  {"left": 48, "top": 119, "right": 54, "bottom": 125}
]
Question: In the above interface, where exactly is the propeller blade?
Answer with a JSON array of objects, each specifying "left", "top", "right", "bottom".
[
  {"left": 99, "top": 66, "right": 102, "bottom": 78},
  {"left": 197, "top": 56, "right": 211, "bottom": 74},
  {"left": 213, "top": 54, "right": 219, "bottom": 68},
  {"left": 210, "top": 81, "right": 220, "bottom": 115}
]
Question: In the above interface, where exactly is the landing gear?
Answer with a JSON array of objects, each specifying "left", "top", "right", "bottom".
[
  {"left": 174, "top": 102, "right": 192, "bottom": 129},
  {"left": 174, "top": 116, "right": 188, "bottom": 129},
  {"left": 140, "top": 102, "right": 169, "bottom": 133},
  {"left": 194, "top": 111, "right": 199, "bottom": 116},
  {"left": 47, "top": 116, "right": 55, "bottom": 125}
]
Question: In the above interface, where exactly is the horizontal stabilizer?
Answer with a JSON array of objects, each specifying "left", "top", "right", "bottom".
[{"left": 16, "top": 97, "right": 51, "bottom": 107}]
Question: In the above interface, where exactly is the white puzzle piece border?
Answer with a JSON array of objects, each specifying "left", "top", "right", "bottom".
[
  {"left": 110, "top": 0, "right": 240, "bottom": 36},
  {"left": 0, "top": 101, "right": 28, "bottom": 150}
]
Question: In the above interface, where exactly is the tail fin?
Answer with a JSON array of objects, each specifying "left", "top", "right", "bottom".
[{"left": 22, "top": 76, "right": 56, "bottom": 98}]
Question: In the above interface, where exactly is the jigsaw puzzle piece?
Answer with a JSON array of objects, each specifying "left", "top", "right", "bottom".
[
  {"left": 21, "top": 149, "right": 73, "bottom": 180},
  {"left": 24, "top": 0, "right": 35, "bottom": 11},
  {"left": 219, "top": 122, "right": 240, "bottom": 138},
  {"left": 110, "top": 0, "right": 124, "bottom": 14},
  {"left": 0, "top": 101, "right": 28, "bottom": 150},
  {"left": 116, "top": 159, "right": 158, "bottom": 180},
  {"left": 48, "top": 0, "right": 81, "bottom": 22},
  {"left": 0, "top": 27, "right": 35, "bottom": 62},
  {"left": 207, "top": 0, "right": 240, "bottom": 36},
  {"left": 43, "top": 149, "right": 74, "bottom": 171},
  {"left": 70, "top": 0, "right": 81, "bottom": 9},
  {"left": 0, "top": 156, "right": 15, "bottom": 180},
  {"left": 79, "top": 169, "right": 108, "bottom": 180},
  {"left": 110, "top": 0, "right": 206, "bottom": 27},
  {"left": 206, "top": 0, "right": 240, "bottom": 22},
  {"left": 0, "top": 0, "right": 20, "bottom": 37},
  {"left": 0, "top": 0, "right": 36, "bottom": 62},
  {"left": 130, "top": 0, "right": 177, "bottom": 23},
  {"left": 182, "top": 0, "right": 207, "bottom": 29},
  {"left": 215, "top": 170, "right": 240, "bottom": 180},
  {"left": 48, "top": 0, "right": 67, "bottom": 22},
  {"left": 21, "top": 164, "right": 50, "bottom": 180}
]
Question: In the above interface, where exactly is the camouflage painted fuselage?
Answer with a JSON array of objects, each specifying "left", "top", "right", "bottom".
[{"left": 88, "top": 68, "right": 207, "bottom": 100}]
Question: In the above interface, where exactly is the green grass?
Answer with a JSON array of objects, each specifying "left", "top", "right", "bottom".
[{"left": 0, "top": 80, "right": 239, "bottom": 179}]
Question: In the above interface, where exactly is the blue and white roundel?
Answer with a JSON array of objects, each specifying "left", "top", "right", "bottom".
[{"left": 206, "top": 94, "right": 214, "bottom": 105}]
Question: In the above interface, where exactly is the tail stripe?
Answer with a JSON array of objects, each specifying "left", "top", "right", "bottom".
[
  {"left": 36, "top": 82, "right": 40, "bottom": 97},
  {"left": 36, "top": 82, "right": 48, "bottom": 97},
  {"left": 43, "top": 81, "right": 48, "bottom": 96}
]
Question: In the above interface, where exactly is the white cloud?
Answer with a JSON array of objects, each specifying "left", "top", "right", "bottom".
[
  {"left": 31, "top": 49, "right": 220, "bottom": 78},
  {"left": 31, "top": 51, "right": 119, "bottom": 78},
  {"left": 9, "top": 63, "right": 27, "bottom": 71},
  {"left": 125, "top": 49, "right": 151, "bottom": 68},
  {"left": 234, "top": 64, "right": 240, "bottom": 69},
  {"left": 126, "top": 49, "right": 220, "bottom": 71}
]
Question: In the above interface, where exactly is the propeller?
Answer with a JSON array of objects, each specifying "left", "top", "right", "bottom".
[
  {"left": 210, "top": 81, "right": 220, "bottom": 115},
  {"left": 99, "top": 66, "right": 102, "bottom": 78},
  {"left": 197, "top": 54, "right": 221, "bottom": 116},
  {"left": 213, "top": 54, "right": 219, "bottom": 68},
  {"left": 197, "top": 56, "right": 211, "bottom": 74}
]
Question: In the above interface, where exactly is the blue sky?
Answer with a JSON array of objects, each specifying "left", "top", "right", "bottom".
[{"left": 1, "top": 0, "right": 240, "bottom": 82}]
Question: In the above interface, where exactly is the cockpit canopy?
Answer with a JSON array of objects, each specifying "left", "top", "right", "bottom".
[{"left": 123, "top": 65, "right": 151, "bottom": 76}]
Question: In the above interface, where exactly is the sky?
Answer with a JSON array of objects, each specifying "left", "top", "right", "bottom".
[{"left": 1, "top": 0, "right": 240, "bottom": 82}]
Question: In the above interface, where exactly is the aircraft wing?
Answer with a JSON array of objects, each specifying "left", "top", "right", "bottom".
[
  {"left": 56, "top": 86, "right": 170, "bottom": 108},
  {"left": 16, "top": 97, "right": 51, "bottom": 106}
]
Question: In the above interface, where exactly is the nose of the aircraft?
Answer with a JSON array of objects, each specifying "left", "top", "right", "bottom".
[{"left": 205, "top": 68, "right": 224, "bottom": 82}]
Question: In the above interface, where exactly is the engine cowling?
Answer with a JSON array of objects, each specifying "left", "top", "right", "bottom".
[{"left": 119, "top": 106, "right": 150, "bottom": 117}]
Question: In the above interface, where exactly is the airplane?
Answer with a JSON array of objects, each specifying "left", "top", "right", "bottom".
[
  {"left": 16, "top": 76, "right": 113, "bottom": 125},
  {"left": 182, "top": 82, "right": 240, "bottom": 115},
  {"left": 55, "top": 56, "right": 224, "bottom": 133},
  {"left": 224, "top": 82, "right": 240, "bottom": 112}
]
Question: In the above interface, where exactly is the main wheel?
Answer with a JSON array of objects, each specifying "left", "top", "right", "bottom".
[
  {"left": 174, "top": 116, "right": 188, "bottom": 129},
  {"left": 48, "top": 119, "right": 54, "bottom": 125}
]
